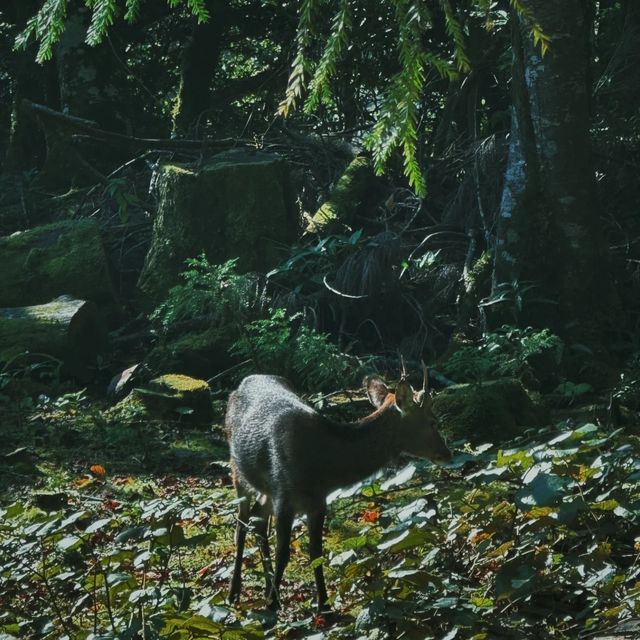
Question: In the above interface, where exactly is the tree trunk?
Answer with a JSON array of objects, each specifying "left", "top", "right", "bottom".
[
  {"left": 492, "top": 1, "right": 615, "bottom": 340},
  {"left": 172, "top": 0, "right": 228, "bottom": 136},
  {"left": 4, "top": 0, "right": 59, "bottom": 172}
]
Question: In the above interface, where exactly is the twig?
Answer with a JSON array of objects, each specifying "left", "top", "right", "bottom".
[{"left": 206, "top": 360, "right": 252, "bottom": 386}]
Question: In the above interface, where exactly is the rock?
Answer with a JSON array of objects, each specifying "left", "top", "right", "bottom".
[
  {"left": 107, "top": 363, "right": 147, "bottom": 400},
  {"left": 134, "top": 374, "right": 213, "bottom": 424},
  {"left": 0, "top": 219, "right": 117, "bottom": 310},
  {"left": 432, "top": 378, "right": 548, "bottom": 444},
  {"left": 137, "top": 150, "right": 298, "bottom": 307}
]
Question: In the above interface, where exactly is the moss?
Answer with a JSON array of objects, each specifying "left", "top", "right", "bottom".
[
  {"left": 308, "top": 155, "right": 377, "bottom": 232},
  {"left": 152, "top": 374, "right": 209, "bottom": 394},
  {"left": 0, "top": 219, "right": 117, "bottom": 310},
  {"left": 433, "top": 378, "right": 548, "bottom": 444}
]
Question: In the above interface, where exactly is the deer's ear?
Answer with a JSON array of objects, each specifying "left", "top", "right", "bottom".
[
  {"left": 414, "top": 389, "right": 432, "bottom": 408},
  {"left": 366, "top": 377, "right": 390, "bottom": 408},
  {"left": 394, "top": 380, "right": 414, "bottom": 412}
]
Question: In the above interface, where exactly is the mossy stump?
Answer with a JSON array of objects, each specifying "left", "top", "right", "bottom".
[
  {"left": 433, "top": 378, "right": 548, "bottom": 444},
  {"left": 134, "top": 374, "right": 213, "bottom": 425},
  {"left": 137, "top": 150, "right": 297, "bottom": 307},
  {"left": 0, "top": 219, "right": 117, "bottom": 310}
]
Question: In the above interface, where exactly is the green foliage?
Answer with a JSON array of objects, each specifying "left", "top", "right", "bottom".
[
  {"left": 232, "top": 308, "right": 358, "bottom": 392},
  {"left": 15, "top": 0, "right": 209, "bottom": 63},
  {"left": 150, "top": 256, "right": 255, "bottom": 335},
  {"left": 325, "top": 423, "right": 640, "bottom": 638},
  {"left": 3, "top": 413, "right": 638, "bottom": 638},
  {"left": 277, "top": 0, "right": 317, "bottom": 117},
  {"left": 0, "top": 489, "right": 264, "bottom": 639},
  {"left": 444, "top": 326, "right": 563, "bottom": 383},
  {"left": 304, "top": 0, "right": 352, "bottom": 113}
]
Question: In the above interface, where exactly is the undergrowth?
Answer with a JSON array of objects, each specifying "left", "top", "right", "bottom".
[{"left": 1, "top": 393, "right": 639, "bottom": 639}]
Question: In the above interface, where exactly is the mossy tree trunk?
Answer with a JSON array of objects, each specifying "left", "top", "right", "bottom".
[
  {"left": 172, "top": 0, "right": 229, "bottom": 136},
  {"left": 492, "top": 1, "right": 616, "bottom": 340},
  {"left": 137, "top": 150, "right": 297, "bottom": 307},
  {"left": 4, "top": 0, "right": 59, "bottom": 172}
]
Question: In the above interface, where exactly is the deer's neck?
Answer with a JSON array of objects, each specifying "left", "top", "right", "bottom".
[{"left": 318, "top": 401, "right": 402, "bottom": 490}]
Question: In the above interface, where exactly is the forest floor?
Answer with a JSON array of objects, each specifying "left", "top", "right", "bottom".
[{"left": 1, "top": 385, "right": 639, "bottom": 640}]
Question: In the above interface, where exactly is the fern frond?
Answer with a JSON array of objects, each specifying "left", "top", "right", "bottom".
[
  {"left": 363, "top": 0, "right": 428, "bottom": 195},
  {"left": 278, "top": 0, "right": 317, "bottom": 117},
  {"left": 29, "top": 0, "right": 68, "bottom": 63},
  {"left": 439, "top": 0, "right": 470, "bottom": 71},
  {"left": 124, "top": 0, "right": 142, "bottom": 22},
  {"left": 509, "top": 0, "right": 551, "bottom": 55},
  {"left": 185, "top": 0, "right": 210, "bottom": 23},
  {"left": 86, "top": 0, "right": 117, "bottom": 46},
  {"left": 305, "top": 0, "right": 352, "bottom": 112}
]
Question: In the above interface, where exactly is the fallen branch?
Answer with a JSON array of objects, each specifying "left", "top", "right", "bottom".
[{"left": 21, "top": 100, "right": 238, "bottom": 152}]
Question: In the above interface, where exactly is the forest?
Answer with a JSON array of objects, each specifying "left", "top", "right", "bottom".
[{"left": 0, "top": 1, "right": 639, "bottom": 638}]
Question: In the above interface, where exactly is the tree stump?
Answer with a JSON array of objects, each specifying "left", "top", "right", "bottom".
[
  {"left": 0, "top": 295, "right": 107, "bottom": 377},
  {"left": 137, "top": 149, "right": 298, "bottom": 307}
]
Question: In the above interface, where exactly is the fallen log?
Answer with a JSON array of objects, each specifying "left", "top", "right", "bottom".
[{"left": 0, "top": 295, "right": 107, "bottom": 378}]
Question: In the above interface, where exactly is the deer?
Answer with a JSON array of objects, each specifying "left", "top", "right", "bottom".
[{"left": 224, "top": 365, "right": 452, "bottom": 614}]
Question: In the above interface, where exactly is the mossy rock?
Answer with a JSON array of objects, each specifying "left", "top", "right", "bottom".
[
  {"left": 137, "top": 150, "right": 298, "bottom": 307},
  {"left": 145, "top": 327, "right": 233, "bottom": 379},
  {"left": 433, "top": 378, "right": 548, "bottom": 444},
  {"left": 0, "top": 219, "right": 117, "bottom": 310},
  {"left": 134, "top": 374, "right": 213, "bottom": 425}
]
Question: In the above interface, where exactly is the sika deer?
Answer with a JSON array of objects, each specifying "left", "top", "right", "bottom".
[{"left": 225, "top": 368, "right": 451, "bottom": 613}]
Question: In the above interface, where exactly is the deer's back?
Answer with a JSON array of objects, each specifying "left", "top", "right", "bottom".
[{"left": 226, "top": 375, "right": 326, "bottom": 509}]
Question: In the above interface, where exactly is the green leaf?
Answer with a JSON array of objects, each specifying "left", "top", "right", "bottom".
[
  {"left": 516, "top": 468, "right": 568, "bottom": 509},
  {"left": 378, "top": 527, "right": 433, "bottom": 552},
  {"left": 57, "top": 535, "right": 82, "bottom": 551},
  {"left": 85, "top": 517, "right": 113, "bottom": 534},
  {"left": 381, "top": 463, "right": 416, "bottom": 489}
]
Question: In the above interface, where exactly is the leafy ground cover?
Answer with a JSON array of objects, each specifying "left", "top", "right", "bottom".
[{"left": 1, "top": 389, "right": 639, "bottom": 639}]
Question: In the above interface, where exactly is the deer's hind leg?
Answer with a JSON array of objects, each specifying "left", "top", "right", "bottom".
[
  {"left": 251, "top": 494, "right": 274, "bottom": 598},
  {"left": 267, "top": 499, "right": 295, "bottom": 610},
  {"left": 308, "top": 505, "right": 329, "bottom": 613},
  {"left": 228, "top": 478, "right": 252, "bottom": 604}
]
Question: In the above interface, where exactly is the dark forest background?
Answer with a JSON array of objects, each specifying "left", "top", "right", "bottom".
[{"left": 1, "top": 2, "right": 640, "bottom": 639}]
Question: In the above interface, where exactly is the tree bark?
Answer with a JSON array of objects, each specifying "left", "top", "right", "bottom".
[
  {"left": 492, "top": 0, "right": 615, "bottom": 339},
  {"left": 4, "top": 0, "right": 59, "bottom": 172},
  {"left": 172, "top": 0, "right": 228, "bottom": 136}
]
